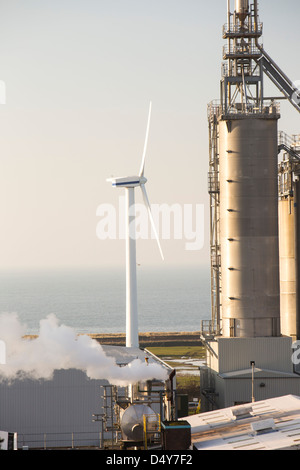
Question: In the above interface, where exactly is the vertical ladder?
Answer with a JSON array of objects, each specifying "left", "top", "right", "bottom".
[
  {"left": 208, "top": 110, "right": 222, "bottom": 336},
  {"left": 101, "top": 385, "right": 120, "bottom": 448}
]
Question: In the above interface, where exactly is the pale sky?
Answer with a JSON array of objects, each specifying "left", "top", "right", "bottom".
[{"left": 0, "top": 0, "right": 299, "bottom": 270}]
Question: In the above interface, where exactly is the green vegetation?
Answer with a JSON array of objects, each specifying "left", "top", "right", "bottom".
[
  {"left": 147, "top": 345, "right": 205, "bottom": 360},
  {"left": 176, "top": 375, "right": 200, "bottom": 399}
]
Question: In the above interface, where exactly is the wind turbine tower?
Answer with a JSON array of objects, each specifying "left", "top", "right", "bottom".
[{"left": 108, "top": 103, "right": 164, "bottom": 348}]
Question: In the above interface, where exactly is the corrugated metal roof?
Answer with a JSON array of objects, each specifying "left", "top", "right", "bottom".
[
  {"left": 218, "top": 367, "right": 298, "bottom": 379},
  {"left": 184, "top": 395, "right": 300, "bottom": 450},
  {"left": 102, "top": 345, "right": 173, "bottom": 372}
]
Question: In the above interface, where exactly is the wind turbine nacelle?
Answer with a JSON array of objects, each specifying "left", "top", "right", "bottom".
[{"left": 107, "top": 176, "right": 147, "bottom": 188}]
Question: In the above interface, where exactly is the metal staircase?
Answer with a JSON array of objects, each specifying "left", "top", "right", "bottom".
[{"left": 278, "top": 131, "right": 300, "bottom": 161}]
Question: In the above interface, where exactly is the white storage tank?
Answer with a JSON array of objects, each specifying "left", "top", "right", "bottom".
[{"left": 120, "top": 404, "right": 158, "bottom": 442}]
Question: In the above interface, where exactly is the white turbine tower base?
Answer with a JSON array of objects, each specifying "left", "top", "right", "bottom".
[{"left": 107, "top": 102, "right": 164, "bottom": 348}]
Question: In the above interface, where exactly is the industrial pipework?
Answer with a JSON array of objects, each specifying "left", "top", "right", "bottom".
[{"left": 200, "top": 0, "right": 300, "bottom": 414}]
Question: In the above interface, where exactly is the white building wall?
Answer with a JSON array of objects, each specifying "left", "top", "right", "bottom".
[
  {"left": 210, "top": 337, "right": 294, "bottom": 374},
  {"left": 223, "top": 377, "right": 300, "bottom": 408},
  {"left": 203, "top": 336, "right": 300, "bottom": 410}
]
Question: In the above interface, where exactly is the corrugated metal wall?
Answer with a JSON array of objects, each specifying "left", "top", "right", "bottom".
[
  {"left": 0, "top": 369, "right": 106, "bottom": 448},
  {"left": 223, "top": 377, "right": 300, "bottom": 408},
  {"left": 205, "top": 336, "right": 300, "bottom": 409},
  {"left": 217, "top": 337, "right": 294, "bottom": 374}
]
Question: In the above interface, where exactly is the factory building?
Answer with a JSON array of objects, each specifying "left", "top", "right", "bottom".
[
  {"left": 201, "top": 0, "right": 300, "bottom": 411},
  {"left": 2, "top": 0, "right": 300, "bottom": 451}
]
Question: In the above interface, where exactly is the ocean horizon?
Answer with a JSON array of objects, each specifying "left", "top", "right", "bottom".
[{"left": 0, "top": 265, "right": 211, "bottom": 336}]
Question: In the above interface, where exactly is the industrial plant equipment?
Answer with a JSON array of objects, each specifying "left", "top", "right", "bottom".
[{"left": 202, "top": 0, "right": 300, "bottom": 411}]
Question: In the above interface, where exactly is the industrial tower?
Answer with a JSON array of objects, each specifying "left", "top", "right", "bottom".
[{"left": 201, "top": 0, "right": 300, "bottom": 411}]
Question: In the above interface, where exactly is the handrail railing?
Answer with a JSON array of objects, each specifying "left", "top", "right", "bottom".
[
  {"left": 221, "top": 62, "right": 261, "bottom": 78},
  {"left": 208, "top": 171, "right": 220, "bottom": 194},
  {"left": 223, "top": 22, "right": 263, "bottom": 36},
  {"left": 223, "top": 44, "right": 261, "bottom": 58},
  {"left": 278, "top": 131, "right": 300, "bottom": 153},
  {"left": 200, "top": 320, "right": 221, "bottom": 338},
  {"left": 208, "top": 100, "right": 280, "bottom": 121},
  {"left": 18, "top": 431, "right": 104, "bottom": 450}
]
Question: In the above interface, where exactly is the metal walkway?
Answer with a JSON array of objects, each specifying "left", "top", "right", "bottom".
[
  {"left": 278, "top": 131, "right": 300, "bottom": 161},
  {"left": 278, "top": 143, "right": 300, "bottom": 162},
  {"left": 258, "top": 48, "right": 300, "bottom": 114}
]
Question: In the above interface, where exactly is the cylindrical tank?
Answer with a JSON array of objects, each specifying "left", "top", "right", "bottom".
[
  {"left": 279, "top": 198, "right": 297, "bottom": 340},
  {"left": 295, "top": 181, "right": 300, "bottom": 341},
  {"left": 120, "top": 404, "right": 157, "bottom": 442},
  {"left": 219, "top": 116, "right": 280, "bottom": 338},
  {"left": 235, "top": 0, "right": 249, "bottom": 22}
]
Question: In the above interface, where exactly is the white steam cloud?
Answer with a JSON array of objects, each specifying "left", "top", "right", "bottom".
[{"left": 0, "top": 313, "right": 168, "bottom": 386}]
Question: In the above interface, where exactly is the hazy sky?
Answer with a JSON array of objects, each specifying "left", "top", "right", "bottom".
[{"left": 0, "top": 0, "right": 299, "bottom": 270}]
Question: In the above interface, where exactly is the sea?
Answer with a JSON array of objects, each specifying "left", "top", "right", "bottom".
[{"left": 0, "top": 265, "right": 211, "bottom": 336}]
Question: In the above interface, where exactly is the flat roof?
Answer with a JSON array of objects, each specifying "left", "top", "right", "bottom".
[
  {"left": 184, "top": 395, "right": 300, "bottom": 450},
  {"left": 102, "top": 345, "right": 173, "bottom": 371}
]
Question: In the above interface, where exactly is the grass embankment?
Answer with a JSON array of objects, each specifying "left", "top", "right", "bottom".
[
  {"left": 147, "top": 345, "right": 204, "bottom": 360},
  {"left": 147, "top": 345, "right": 206, "bottom": 413}
]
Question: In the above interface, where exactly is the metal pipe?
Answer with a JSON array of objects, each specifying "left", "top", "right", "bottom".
[
  {"left": 227, "top": 0, "right": 231, "bottom": 28},
  {"left": 254, "top": 0, "right": 258, "bottom": 33},
  {"left": 250, "top": 361, "right": 255, "bottom": 402}
]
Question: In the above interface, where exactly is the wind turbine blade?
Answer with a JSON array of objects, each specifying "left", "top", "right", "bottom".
[
  {"left": 140, "top": 184, "right": 164, "bottom": 261},
  {"left": 139, "top": 102, "right": 152, "bottom": 177}
]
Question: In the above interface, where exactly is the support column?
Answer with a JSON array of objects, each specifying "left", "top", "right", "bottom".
[{"left": 125, "top": 187, "right": 139, "bottom": 348}]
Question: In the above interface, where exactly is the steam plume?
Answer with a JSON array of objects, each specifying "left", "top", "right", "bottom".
[{"left": 0, "top": 313, "right": 168, "bottom": 385}]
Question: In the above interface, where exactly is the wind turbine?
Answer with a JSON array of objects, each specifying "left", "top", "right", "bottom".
[{"left": 107, "top": 102, "right": 164, "bottom": 348}]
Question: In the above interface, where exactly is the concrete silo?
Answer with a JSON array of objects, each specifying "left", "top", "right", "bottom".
[
  {"left": 219, "top": 116, "right": 280, "bottom": 338},
  {"left": 278, "top": 135, "right": 300, "bottom": 341}
]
